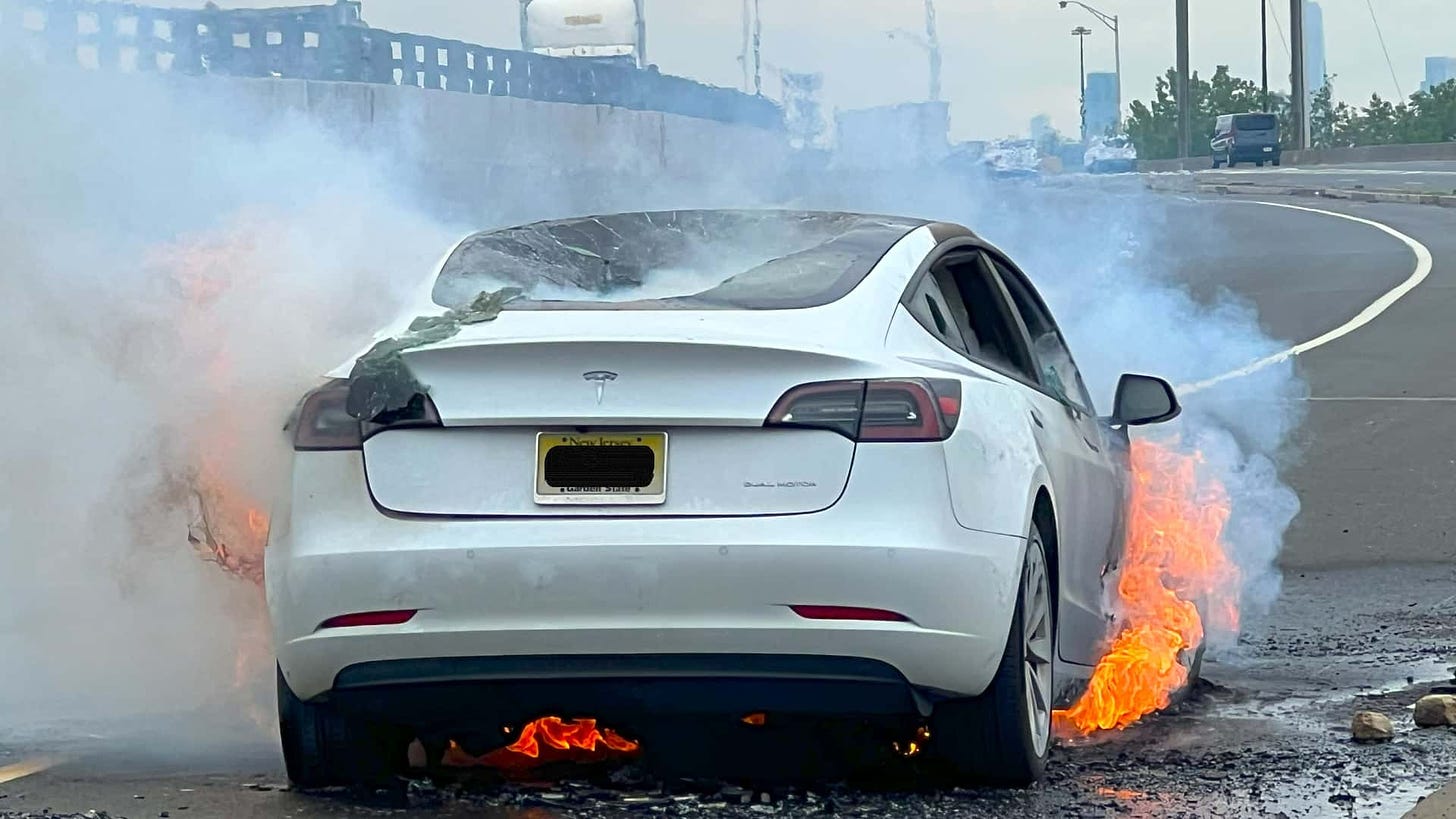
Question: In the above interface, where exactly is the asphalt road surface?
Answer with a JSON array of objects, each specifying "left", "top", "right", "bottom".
[
  {"left": 1195, "top": 161, "right": 1456, "bottom": 195},
  {"left": 4, "top": 188, "right": 1455, "bottom": 818}
]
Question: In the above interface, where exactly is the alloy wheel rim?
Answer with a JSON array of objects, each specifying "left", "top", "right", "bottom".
[{"left": 1022, "top": 541, "right": 1054, "bottom": 757}]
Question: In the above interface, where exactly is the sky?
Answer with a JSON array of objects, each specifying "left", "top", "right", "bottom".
[{"left": 151, "top": 1, "right": 1456, "bottom": 141}]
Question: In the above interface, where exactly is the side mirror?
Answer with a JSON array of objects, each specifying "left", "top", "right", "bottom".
[{"left": 1113, "top": 373, "right": 1181, "bottom": 427}]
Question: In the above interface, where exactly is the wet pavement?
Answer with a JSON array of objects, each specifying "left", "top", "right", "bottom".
[{"left": 3, "top": 564, "right": 1454, "bottom": 819}]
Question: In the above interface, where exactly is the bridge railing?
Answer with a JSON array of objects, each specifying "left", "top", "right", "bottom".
[{"left": 0, "top": 0, "right": 783, "bottom": 129}]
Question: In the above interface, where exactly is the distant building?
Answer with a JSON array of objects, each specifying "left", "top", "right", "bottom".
[
  {"left": 1030, "top": 115, "right": 1053, "bottom": 143},
  {"left": 833, "top": 102, "right": 950, "bottom": 169},
  {"left": 1423, "top": 56, "right": 1456, "bottom": 92},
  {"left": 1303, "top": 1, "right": 1327, "bottom": 98},
  {"left": 1084, "top": 72, "right": 1118, "bottom": 140}
]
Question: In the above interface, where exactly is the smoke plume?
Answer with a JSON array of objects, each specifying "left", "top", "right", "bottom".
[{"left": 0, "top": 62, "right": 455, "bottom": 732}]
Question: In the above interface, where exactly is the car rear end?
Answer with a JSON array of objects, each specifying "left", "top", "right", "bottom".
[
  {"left": 266, "top": 212, "right": 1027, "bottom": 743},
  {"left": 1230, "top": 113, "right": 1281, "bottom": 164}
]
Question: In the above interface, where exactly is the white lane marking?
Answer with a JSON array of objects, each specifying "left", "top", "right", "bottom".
[
  {"left": 1180, "top": 200, "right": 1435, "bottom": 395},
  {"left": 0, "top": 756, "right": 61, "bottom": 784}
]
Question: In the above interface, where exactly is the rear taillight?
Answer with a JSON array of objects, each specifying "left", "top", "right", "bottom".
[
  {"left": 291, "top": 380, "right": 441, "bottom": 452},
  {"left": 766, "top": 378, "right": 961, "bottom": 442}
]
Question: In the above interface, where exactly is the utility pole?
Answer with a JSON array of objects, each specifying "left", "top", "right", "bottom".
[
  {"left": 1073, "top": 26, "right": 1092, "bottom": 142},
  {"left": 1290, "top": 0, "right": 1309, "bottom": 148},
  {"left": 518, "top": 0, "right": 530, "bottom": 51},
  {"left": 925, "top": 0, "right": 942, "bottom": 102},
  {"left": 1175, "top": 0, "right": 1191, "bottom": 158},
  {"left": 1261, "top": 0, "right": 1270, "bottom": 111}
]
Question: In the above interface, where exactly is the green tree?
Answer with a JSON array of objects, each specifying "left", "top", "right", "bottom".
[
  {"left": 1401, "top": 80, "right": 1456, "bottom": 144},
  {"left": 1309, "top": 79, "right": 1351, "bottom": 148}
]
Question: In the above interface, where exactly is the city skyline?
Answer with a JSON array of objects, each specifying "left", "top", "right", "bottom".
[{"left": 145, "top": 0, "right": 1456, "bottom": 140}]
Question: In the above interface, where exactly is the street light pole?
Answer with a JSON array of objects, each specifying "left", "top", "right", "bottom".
[
  {"left": 1058, "top": 2, "right": 1120, "bottom": 128},
  {"left": 1073, "top": 26, "right": 1092, "bottom": 142}
]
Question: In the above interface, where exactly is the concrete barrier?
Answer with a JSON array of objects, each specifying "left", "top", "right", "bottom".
[
  {"left": 1139, "top": 140, "right": 1456, "bottom": 173},
  {"left": 139, "top": 70, "right": 791, "bottom": 220}
]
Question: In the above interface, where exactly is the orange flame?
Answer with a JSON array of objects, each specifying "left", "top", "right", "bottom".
[
  {"left": 1053, "top": 438, "right": 1238, "bottom": 736},
  {"left": 150, "top": 222, "right": 275, "bottom": 588},
  {"left": 444, "top": 718, "right": 641, "bottom": 771}
]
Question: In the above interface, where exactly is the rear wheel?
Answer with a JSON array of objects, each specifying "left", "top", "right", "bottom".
[
  {"left": 930, "top": 525, "right": 1054, "bottom": 787},
  {"left": 278, "top": 666, "right": 407, "bottom": 789}
]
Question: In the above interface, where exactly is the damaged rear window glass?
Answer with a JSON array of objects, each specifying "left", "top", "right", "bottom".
[{"left": 431, "top": 210, "right": 926, "bottom": 311}]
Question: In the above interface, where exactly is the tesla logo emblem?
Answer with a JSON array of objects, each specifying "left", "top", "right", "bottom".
[{"left": 582, "top": 370, "right": 618, "bottom": 404}]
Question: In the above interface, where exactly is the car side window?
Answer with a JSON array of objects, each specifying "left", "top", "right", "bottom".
[
  {"left": 991, "top": 256, "right": 1097, "bottom": 414},
  {"left": 938, "top": 254, "right": 1039, "bottom": 382},
  {"left": 905, "top": 272, "right": 972, "bottom": 356}
]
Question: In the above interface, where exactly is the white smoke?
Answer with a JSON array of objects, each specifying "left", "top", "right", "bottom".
[{"left": 0, "top": 62, "right": 456, "bottom": 732}]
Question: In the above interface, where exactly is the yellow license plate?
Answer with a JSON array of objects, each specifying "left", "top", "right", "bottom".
[{"left": 534, "top": 432, "right": 668, "bottom": 505}]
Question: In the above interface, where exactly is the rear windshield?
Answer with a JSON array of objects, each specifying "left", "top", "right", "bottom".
[
  {"left": 432, "top": 210, "right": 924, "bottom": 311},
  {"left": 1234, "top": 114, "right": 1278, "bottom": 130}
]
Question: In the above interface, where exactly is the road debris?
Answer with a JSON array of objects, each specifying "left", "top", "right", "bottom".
[
  {"left": 345, "top": 286, "right": 522, "bottom": 420},
  {"left": 1414, "top": 695, "right": 1456, "bottom": 728},
  {"left": 1352, "top": 711, "right": 1395, "bottom": 743}
]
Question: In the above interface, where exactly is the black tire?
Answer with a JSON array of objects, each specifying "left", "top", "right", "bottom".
[
  {"left": 1272, "top": 157, "right": 1282, "bottom": 166},
  {"left": 1226, "top": 156, "right": 1237, "bottom": 168},
  {"left": 1211, "top": 157, "right": 1222, "bottom": 169},
  {"left": 278, "top": 666, "right": 406, "bottom": 789},
  {"left": 1256, "top": 160, "right": 1266, "bottom": 167},
  {"left": 930, "top": 525, "right": 1054, "bottom": 787}
]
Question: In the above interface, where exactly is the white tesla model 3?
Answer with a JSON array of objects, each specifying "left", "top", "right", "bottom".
[{"left": 269, "top": 210, "right": 1181, "bottom": 788}]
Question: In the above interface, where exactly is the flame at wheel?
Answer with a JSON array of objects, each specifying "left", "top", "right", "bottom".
[{"left": 1053, "top": 439, "right": 1239, "bottom": 737}]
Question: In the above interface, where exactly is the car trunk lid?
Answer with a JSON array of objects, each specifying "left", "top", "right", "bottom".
[{"left": 360, "top": 311, "right": 870, "bottom": 517}]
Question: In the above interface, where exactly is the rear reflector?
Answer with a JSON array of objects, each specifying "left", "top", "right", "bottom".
[
  {"left": 317, "top": 610, "right": 419, "bottom": 630},
  {"left": 789, "top": 605, "right": 911, "bottom": 623},
  {"left": 766, "top": 378, "right": 961, "bottom": 442}
]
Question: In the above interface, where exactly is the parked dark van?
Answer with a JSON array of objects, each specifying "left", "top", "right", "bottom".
[{"left": 1210, "top": 113, "right": 1281, "bottom": 168}]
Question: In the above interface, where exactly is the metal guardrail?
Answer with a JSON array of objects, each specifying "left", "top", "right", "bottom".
[{"left": 0, "top": 0, "right": 783, "bottom": 129}]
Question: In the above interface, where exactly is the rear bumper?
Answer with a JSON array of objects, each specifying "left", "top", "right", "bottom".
[
  {"left": 268, "top": 451, "right": 1028, "bottom": 710},
  {"left": 325, "top": 654, "right": 931, "bottom": 731},
  {"left": 1228, "top": 146, "right": 1280, "bottom": 160}
]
